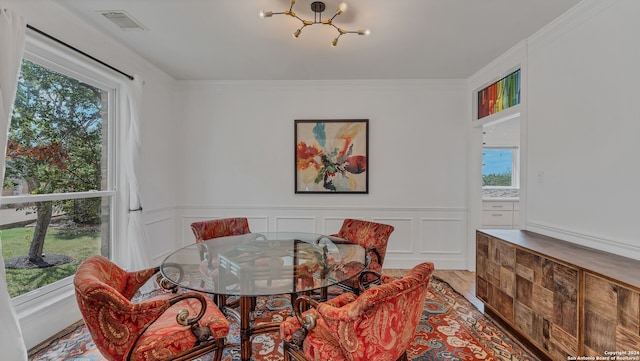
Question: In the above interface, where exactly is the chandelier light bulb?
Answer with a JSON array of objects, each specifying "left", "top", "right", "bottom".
[
  {"left": 358, "top": 29, "right": 370, "bottom": 36},
  {"left": 259, "top": 10, "right": 273, "bottom": 18},
  {"left": 331, "top": 37, "right": 339, "bottom": 47},
  {"left": 293, "top": 29, "right": 302, "bottom": 38},
  {"left": 337, "top": 2, "right": 348, "bottom": 15}
]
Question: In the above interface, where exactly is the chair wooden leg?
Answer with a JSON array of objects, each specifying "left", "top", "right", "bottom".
[
  {"left": 284, "top": 344, "right": 291, "bottom": 361},
  {"left": 212, "top": 337, "right": 226, "bottom": 361}
]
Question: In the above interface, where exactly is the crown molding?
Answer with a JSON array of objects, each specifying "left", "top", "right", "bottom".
[
  {"left": 175, "top": 78, "right": 467, "bottom": 92},
  {"left": 467, "top": 40, "right": 527, "bottom": 90},
  {"left": 527, "top": 0, "right": 618, "bottom": 50}
]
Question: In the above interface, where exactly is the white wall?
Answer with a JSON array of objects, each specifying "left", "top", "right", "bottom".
[
  {"left": 4, "top": 0, "right": 179, "bottom": 349},
  {"left": 483, "top": 118, "right": 520, "bottom": 147},
  {"left": 525, "top": 0, "right": 640, "bottom": 259},
  {"left": 174, "top": 80, "right": 469, "bottom": 269}
]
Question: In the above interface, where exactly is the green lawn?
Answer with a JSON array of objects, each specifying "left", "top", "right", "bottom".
[{"left": 1, "top": 227, "right": 101, "bottom": 298}]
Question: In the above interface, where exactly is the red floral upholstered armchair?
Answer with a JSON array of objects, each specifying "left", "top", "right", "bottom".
[
  {"left": 332, "top": 218, "right": 395, "bottom": 293},
  {"left": 280, "top": 262, "right": 434, "bottom": 361},
  {"left": 190, "top": 217, "right": 251, "bottom": 307},
  {"left": 190, "top": 217, "right": 251, "bottom": 243},
  {"left": 74, "top": 255, "right": 229, "bottom": 361}
]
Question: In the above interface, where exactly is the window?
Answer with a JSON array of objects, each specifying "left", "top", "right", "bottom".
[
  {"left": 1, "top": 45, "right": 117, "bottom": 302},
  {"left": 482, "top": 147, "right": 519, "bottom": 188},
  {"left": 477, "top": 68, "right": 521, "bottom": 120}
]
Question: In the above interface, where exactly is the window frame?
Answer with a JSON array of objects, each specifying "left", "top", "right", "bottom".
[
  {"left": 2, "top": 34, "right": 122, "bottom": 308},
  {"left": 482, "top": 146, "right": 520, "bottom": 189}
]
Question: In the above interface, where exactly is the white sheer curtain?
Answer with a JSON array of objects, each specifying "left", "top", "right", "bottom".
[
  {"left": 0, "top": 6, "right": 29, "bottom": 361},
  {"left": 121, "top": 76, "right": 154, "bottom": 293}
]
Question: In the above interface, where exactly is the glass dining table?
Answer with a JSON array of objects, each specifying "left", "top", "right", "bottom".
[{"left": 160, "top": 232, "right": 368, "bottom": 361}]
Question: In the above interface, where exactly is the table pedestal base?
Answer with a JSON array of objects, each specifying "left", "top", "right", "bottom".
[{"left": 223, "top": 296, "right": 282, "bottom": 361}]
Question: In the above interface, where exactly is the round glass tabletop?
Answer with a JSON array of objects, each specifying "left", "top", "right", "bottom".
[{"left": 160, "top": 232, "right": 368, "bottom": 297}]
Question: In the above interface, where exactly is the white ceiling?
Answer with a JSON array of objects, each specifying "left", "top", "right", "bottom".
[{"left": 54, "top": 0, "right": 583, "bottom": 81}]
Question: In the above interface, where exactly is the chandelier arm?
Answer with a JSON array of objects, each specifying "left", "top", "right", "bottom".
[{"left": 298, "top": 18, "right": 315, "bottom": 29}]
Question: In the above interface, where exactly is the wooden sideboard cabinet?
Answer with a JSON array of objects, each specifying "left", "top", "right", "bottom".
[{"left": 476, "top": 230, "right": 640, "bottom": 360}]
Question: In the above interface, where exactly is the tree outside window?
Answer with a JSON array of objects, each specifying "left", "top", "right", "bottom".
[{"left": 2, "top": 59, "right": 109, "bottom": 298}]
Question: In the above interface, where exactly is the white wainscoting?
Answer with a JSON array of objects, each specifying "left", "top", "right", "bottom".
[
  {"left": 144, "top": 207, "right": 177, "bottom": 265},
  {"left": 175, "top": 205, "right": 468, "bottom": 270}
]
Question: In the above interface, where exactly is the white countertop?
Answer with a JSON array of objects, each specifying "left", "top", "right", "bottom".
[
  {"left": 482, "top": 188, "right": 519, "bottom": 200},
  {"left": 482, "top": 197, "right": 519, "bottom": 201}
]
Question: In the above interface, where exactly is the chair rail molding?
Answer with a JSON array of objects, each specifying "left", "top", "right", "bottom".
[
  {"left": 526, "top": 221, "right": 640, "bottom": 262},
  {"left": 176, "top": 204, "right": 468, "bottom": 270}
]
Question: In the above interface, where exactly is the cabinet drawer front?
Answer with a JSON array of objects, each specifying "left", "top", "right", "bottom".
[
  {"left": 483, "top": 201, "right": 514, "bottom": 211},
  {"left": 482, "top": 210, "right": 513, "bottom": 225}
]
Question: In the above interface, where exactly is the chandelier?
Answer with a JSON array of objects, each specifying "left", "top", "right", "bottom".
[{"left": 259, "top": 1, "right": 370, "bottom": 47}]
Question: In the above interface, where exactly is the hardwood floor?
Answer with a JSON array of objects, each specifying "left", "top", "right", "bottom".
[
  {"left": 432, "top": 269, "right": 484, "bottom": 312},
  {"left": 385, "top": 269, "right": 484, "bottom": 312}
]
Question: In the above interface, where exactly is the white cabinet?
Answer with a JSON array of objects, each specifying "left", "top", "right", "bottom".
[{"left": 482, "top": 200, "right": 519, "bottom": 229}]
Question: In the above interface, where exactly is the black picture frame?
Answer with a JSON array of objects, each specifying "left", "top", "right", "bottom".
[{"left": 294, "top": 119, "right": 369, "bottom": 194}]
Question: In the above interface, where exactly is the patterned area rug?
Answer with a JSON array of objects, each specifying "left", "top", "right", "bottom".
[{"left": 29, "top": 277, "right": 539, "bottom": 361}]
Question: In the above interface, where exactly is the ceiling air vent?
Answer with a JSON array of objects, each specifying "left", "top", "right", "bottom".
[{"left": 98, "top": 10, "right": 147, "bottom": 31}]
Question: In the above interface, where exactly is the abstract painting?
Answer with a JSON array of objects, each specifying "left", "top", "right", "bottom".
[{"left": 295, "top": 119, "right": 368, "bottom": 193}]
